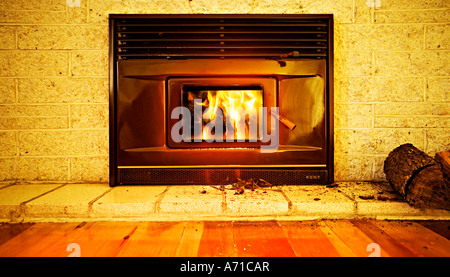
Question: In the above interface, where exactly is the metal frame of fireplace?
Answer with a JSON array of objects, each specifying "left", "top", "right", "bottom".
[{"left": 109, "top": 14, "right": 334, "bottom": 186}]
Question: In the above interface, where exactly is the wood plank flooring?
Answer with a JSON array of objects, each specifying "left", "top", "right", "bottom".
[{"left": 0, "top": 220, "right": 448, "bottom": 257}]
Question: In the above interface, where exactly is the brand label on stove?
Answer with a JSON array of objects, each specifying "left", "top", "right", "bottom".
[{"left": 306, "top": 175, "right": 321, "bottom": 180}]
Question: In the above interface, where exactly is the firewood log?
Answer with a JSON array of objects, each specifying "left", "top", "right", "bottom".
[
  {"left": 384, "top": 144, "right": 450, "bottom": 210},
  {"left": 435, "top": 150, "right": 450, "bottom": 180},
  {"left": 383, "top": 143, "right": 437, "bottom": 197},
  {"left": 406, "top": 164, "right": 450, "bottom": 210}
]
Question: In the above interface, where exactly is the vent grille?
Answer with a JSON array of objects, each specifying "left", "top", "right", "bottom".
[
  {"left": 112, "top": 15, "right": 331, "bottom": 60},
  {"left": 118, "top": 168, "right": 328, "bottom": 185}
]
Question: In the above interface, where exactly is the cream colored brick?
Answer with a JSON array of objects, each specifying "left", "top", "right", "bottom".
[
  {"left": 426, "top": 129, "right": 450, "bottom": 155},
  {"left": 373, "top": 156, "right": 387, "bottom": 181},
  {"left": 0, "top": 26, "right": 15, "bottom": 50},
  {"left": 426, "top": 77, "right": 449, "bottom": 101},
  {"left": 375, "top": 103, "right": 450, "bottom": 115},
  {"left": 0, "top": 10, "right": 67, "bottom": 24},
  {"left": 336, "top": 25, "right": 424, "bottom": 50},
  {"left": 335, "top": 104, "right": 373, "bottom": 129},
  {"left": 89, "top": 0, "right": 190, "bottom": 24},
  {"left": 335, "top": 51, "right": 373, "bottom": 76},
  {"left": 191, "top": 0, "right": 253, "bottom": 13},
  {"left": 374, "top": 0, "right": 447, "bottom": 9},
  {"left": 18, "top": 130, "right": 108, "bottom": 156},
  {"left": 18, "top": 25, "right": 108, "bottom": 50},
  {"left": 0, "top": 157, "right": 69, "bottom": 181},
  {"left": 336, "top": 182, "right": 419, "bottom": 217},
  {"left": 283, "top": 186, "right": 354, "bottom": 216},
  {"left": 354, "top": 0, "right": 372, "bottom": 23},
  {"left": 0, "top": 131, "right": 16, "bottom": 156},
  {"left": 0, "top": 0, "right": 65, "bottom": 11},
  {"left": 252, "top": 0, "right": 353, "bottom": 23},
  {"left": 374, "top": 51, "right": 449, "bottom": 76},
  {"left": 70, "top": 104, "right": 108, "bottom": 129},
  {"left": 334, "top": 155, "right": 374, "bottom": 181},
  {"left": 67, "top": 0, "right": 88, "bottom": 24},
  {"left": 160, "top": 185, "right": 224, "bottom": 216},
  {"left": 0, "top": 184, "right": 62, "bottom": 218},
  {"left": 0, "top": 78, "right": 16, "bottom": 104},
  {"left": 251, "top": 0, "right": 303, "bottom": 13},
  {"left": 0, "top": 51, "right": 68, "bottom": 77},
  {"left": 376, "top": 0, "right": 448, "bottom": 10},
  {"left": 335, "top": 129, "right": 425, "bottom": 155},
  {"left": 225, "top": 188, "right": 288, "bottom": 216},
  {"left": 25, "top": 184, "right": 110, "bottom": 218},
  {"left": 306, "top": 1, "right": 353, "bottom": 23},
  {"left": 69, "top": 130, "right": 108, "bottom": 156},
  {"left": 304, "top": 1, "right": 353, "bottom": 23},
  {"left": 426, "top": 24, "right": 450, "bottom": 49},
  {"left": 374, "top": 116, "right": 450, "bottom": 128},
  {"left": 70, "top": 156, "right": 109, "bottom": 182},
  {"left": 0, "top": 117, "right": 68, "bottom": 130},
  {"left": 91, "top": 186, "right": 166, "bottom": 217},
  {"left": 18, "top": 77, "right": 108, "bottom": 103},
  {"left": 375, "top": 10, "right": 449, "bottom": 23},
  {"left": 71, "top": 51, "right": 108, "bottom": 76},
  {"left": 18, "top": 131, "right": 68, "bottom": 156},
  {"left": 335, "top": 77, "right": 424, "bottom": 102},
  {"left": 0, "top": 105, "right": 68, "bottom": 117}
]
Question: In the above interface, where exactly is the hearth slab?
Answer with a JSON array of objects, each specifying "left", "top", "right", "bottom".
[{"left": 0, "top": 182, "right": 448, "bottom": 222}]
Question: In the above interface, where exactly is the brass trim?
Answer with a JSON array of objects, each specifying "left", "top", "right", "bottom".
[{"left": 118, "top": 164, "right": 326, "bottom": 169}]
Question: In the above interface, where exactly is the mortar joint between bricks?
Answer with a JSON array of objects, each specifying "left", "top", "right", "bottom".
[
  {"left": 336, "top": 190, "right": 358, "bottom": 216},
  {"left": 87, "top": 187, "right": 114, "bottom": 215},
  {"left": 278, "top": 187, "right": 293, "bottom": 211},
  {"left": 155, "top": 186, "right": 170, "bottom": 214}
]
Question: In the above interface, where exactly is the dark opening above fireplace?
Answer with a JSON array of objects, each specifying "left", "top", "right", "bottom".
[{"left": 109, "top": 14, "right": 334, "bottom": 186}]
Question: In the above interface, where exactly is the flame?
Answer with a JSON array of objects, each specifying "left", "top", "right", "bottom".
[
  {"left": 202, "top": 124, "right": 211, "bottom": 140},
  {"left": 201, "top": 89, "right": 262, "bottom": 141}
]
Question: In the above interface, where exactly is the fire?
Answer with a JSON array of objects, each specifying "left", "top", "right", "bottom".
[{"left": 200, "top": 89, "right": 262, "bottom": 141}]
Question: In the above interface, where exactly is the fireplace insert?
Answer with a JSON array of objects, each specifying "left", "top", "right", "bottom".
[{"left": 109, "top": 14, "right": 334, "bottom": 186}]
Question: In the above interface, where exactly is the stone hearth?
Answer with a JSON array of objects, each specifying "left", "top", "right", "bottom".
[{"left": 0, "top": 182, "right": 448, "bottom": 223}]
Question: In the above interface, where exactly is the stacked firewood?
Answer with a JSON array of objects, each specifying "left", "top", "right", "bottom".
[{"left": 384, "top": 143, "right": 450, "bottom": 210}]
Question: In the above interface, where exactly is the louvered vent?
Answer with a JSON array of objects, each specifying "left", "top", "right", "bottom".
[{"left": 112, "top": 15, "right": 331, "bottom": 60}]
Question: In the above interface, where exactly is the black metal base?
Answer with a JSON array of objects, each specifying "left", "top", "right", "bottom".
[{"left": 115, "top": 168, "right": 329, "bottom": 186}]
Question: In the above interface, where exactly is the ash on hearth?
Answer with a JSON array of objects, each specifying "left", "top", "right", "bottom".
[{"left": 210, "top": 178, "right": 274, "bottom": 195}]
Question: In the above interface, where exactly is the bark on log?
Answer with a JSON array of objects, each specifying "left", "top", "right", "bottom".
[
  {"left": 383, "top": 143, "right": 437, "bottom": 197},
  {"left": 384, "top": 144, "right": 450, "bottom": 210}
]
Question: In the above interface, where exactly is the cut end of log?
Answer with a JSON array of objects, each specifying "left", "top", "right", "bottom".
[
  {"left": 436, "top": 150, "right": 450, "bottom": 178},
  {"left": 406, "top": 164, "right": 450, "bottom": 210},
  {"left": 383, "top": 143, "right": 436, "bottom": 197},
  {"left": 384, "top": 144, "right": 450, "bottom": 211}
]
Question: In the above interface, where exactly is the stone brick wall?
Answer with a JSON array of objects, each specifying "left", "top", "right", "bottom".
[{"left": 0, "top": 0, "right": 448, "bottom": 182}]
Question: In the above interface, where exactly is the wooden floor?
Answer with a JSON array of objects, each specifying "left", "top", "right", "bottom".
[{"left": 0, "top": 220, "right": 449, "bottom": 257}]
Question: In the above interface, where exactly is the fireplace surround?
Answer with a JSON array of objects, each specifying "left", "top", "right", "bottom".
[{"left": 109, "top": 14, "right": 334, "bottom": 186}]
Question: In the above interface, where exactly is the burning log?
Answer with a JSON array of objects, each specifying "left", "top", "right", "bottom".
[
  {"left": 384, "top": 143, "right": 450, "bottom": 210},
  {"left": 270, "top": 110, "right": 296, "bottom": 130}
]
